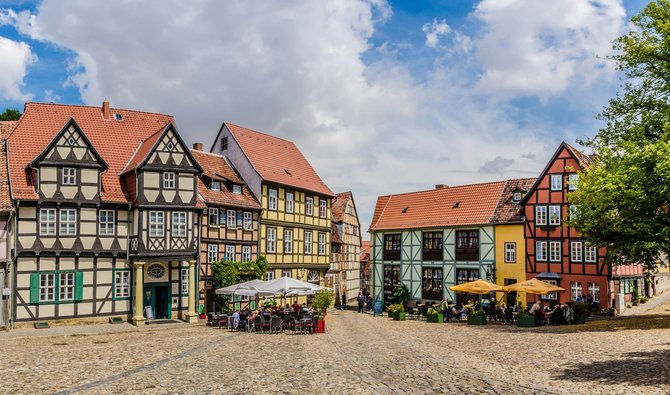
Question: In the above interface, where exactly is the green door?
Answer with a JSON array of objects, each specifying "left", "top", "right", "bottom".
[
  {"left": 144, "top": 287, "right": 156, "bottom": 319},
  {"left": 144, "top": 284, "right": 171, "bottom": 319}
]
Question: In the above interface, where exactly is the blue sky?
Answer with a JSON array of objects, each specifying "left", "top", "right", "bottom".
[{"left": 0, "top": 1, "right": 654, "bottom": 234}]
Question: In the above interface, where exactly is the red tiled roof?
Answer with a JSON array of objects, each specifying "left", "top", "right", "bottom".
[
  {"left": 331, "top": 191, "right": 352, "bottom": 222},
  {"left": 190, "top": 150, "right": 261, "bottom": 210},
  {"left": 564, "top": 143, "right": 594, "bottom": 168},
  {"left": 360, "top": 240, "right": 370, "bottom": 262},
  {"left": 331, "top": 222, "right": 343, "bottom": 244},
  {"left": 7, "top": 102, "right": 173, "bottom": 203},
  {"left": 225, "top": 122, "right": 334, "bottom": 197},
  {"left": 0, "top": 121, "right": 17, "bottom": 211},
  {"left": 489, "top": 178, "right": 536, "bottom": 224},
  {"left": 369, "top": 181, "right": 508, "bottom": 231},
  {"left": 120, "top": 126, "right": 168, "bottom": 175}
]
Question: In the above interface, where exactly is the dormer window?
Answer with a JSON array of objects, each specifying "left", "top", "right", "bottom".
[
  {"left": 513, "top": 192, "right": 522, "bottom": 202},
  {"left": 163, "top": 172, "right": 175, "bottom": 189},
  {"left": 232, "top": 184, "right": 242, "bottom": 194},
  {"left": 62, "top": 168, "right": 76, "bottom": 185},
  {"left": 210, "top": 181, "right": 221, "bottom": 191}
]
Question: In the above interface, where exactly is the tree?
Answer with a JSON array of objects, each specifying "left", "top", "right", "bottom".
[
  {"left": 0, "top": 109, "right": 21, "bottom": 121},
  {"left": 211, "top": 256, "right": 268, "bottom": 312},
  {"left": 569, "top": 0, "right": 670, "bottom": 272}
]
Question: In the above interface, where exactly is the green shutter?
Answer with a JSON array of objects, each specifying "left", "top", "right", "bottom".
[
  {"left": 74, "top": 271, "right": 84, "bottom": 301},
  {"left": 30, "top": 273, "right": 40, "bottom": 304}
]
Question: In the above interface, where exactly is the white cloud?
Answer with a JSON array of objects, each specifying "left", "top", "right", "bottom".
[
  {"left": 422, "top": 18, "right": 451, "bottom": 48},
  {"left": 0, "top": 34, "right": 36, "bottom": 101}
]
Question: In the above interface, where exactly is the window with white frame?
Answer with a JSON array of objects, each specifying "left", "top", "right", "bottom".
[
  {"left": 181, "top": 268, "right": 189, "bottom": 294},
  {"left": 172, "top": 211, "right": 187, "bottom": 237},
  {"left": 40, "top": 208, "right": 56, "bottom": 235},
  {"left": 282, "top": 269, "right": 291, "bottom": 278},
  {"left": 60, "top": 209, "right": 77, "bottom": 235},
  {"left": 304, "top": 231, "right": 313, "bottom": 254},
  {"left": 163, "top": 172, "right": 175, "bottom": 189},
  {"left": 549, "top": 241, "right": 561, "bottom": 262},
  {"left": 243, "top": 212, "right": 252, "bottom": 230},
  {"left": 536, "top": 241, "right": 547, "bottom": 261},
  {"left": 59, "top": 272, "right": 75, "bottom": 301},
  {"left": 319, "top": 199, "right": 327, "bottom": 218},
  {"left": 568, "top": 173, "right": 579, "bottom": 191},
  {"left": 284, "top": 229, "right": 293, "bottom": 253},
  {"left": 268, "top": 189, "right": 277, "bottom": 210},
  {"left": 570, "top": 281, "right": 583, "bottom": 300},
  {"left": 535, "top": 206, "right": 547, "bottom": 226},
  {"left": 306, "top": 196, "right": 313, "bottom": 216},
  {"left": 227, "top": 209, "right": 236, "bottom": 228},
  {"left": 225, "top": 245, "right": 235, "bottom": 261},
  {"left": 99, "top": 209, "right": 115, "bottom": 235},
  {"left": 266, "top": 271, "right": 275, "bottom": 281},
  {"left": 210, "top": 181, "right": 220, "bottom": 191},
  {"left": 318, "top": 232, "right": 326, "bottom": 255},
  {"left": 208, "top": 207, "right": 219, "bottom": 226},
  {"left": 62, "top": 167, "right": 76, "bottom": 185},
  {"left": 571, "top": 241, "right": 583, "bottom": 262},
  {"left": 232, "top": 184, "right": 242, "bottom": 194},
  {"left": 207, "top": 244, "right": 218, "bottom": 263},
  {"left": 114, "top": 270, "right": 130, "bottom": 298},
  {"left": 242, "top": 246, "right": 251, "bottom": 262},
  {"left": 550, "top": 174, "right": 562, "bottom": 191},
  {"left": 267, "top": 227, "right": 277, "bottom": 253},
  {"left": 149, "top": 211, "right": 164, "bottom": 237},
  {"left": 544, "top": 280, "right": 558, "bottom": 300},
  {"left": 588, "top": 282, "right": 600, "bottom": 303},
  {"left": 549, "top": 206, "right": 561, "bottom": 225},
  {"left": 39, "top": 273, "right": 55, "bottom": 302},
  {"left": 585, "top": 244, "right": 597, "bottom": 262},
  {"left": 286, "top": 192, "right": 294, "bottom": 213},
  {"left": 513, "top": 192, "right": 522, "bottom": 201},
  {"left": 504, "top": 242, "right": 516, "bottom": 263}
]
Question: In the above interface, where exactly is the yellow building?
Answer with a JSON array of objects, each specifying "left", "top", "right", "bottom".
[{"left": 211, "top": 122, "right": 334, "bottom": 285}]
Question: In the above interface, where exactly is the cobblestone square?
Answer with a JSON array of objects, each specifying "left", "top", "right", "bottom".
[{"left": 1, "top": 311, "right": 669, "bottom": 394}]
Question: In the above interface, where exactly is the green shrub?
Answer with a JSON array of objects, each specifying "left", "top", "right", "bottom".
[
  {"left": 387, "top": 303, "right": 404, "bottom": 314},
  {"left": 312, "top": 290, "right": 334, "bottom": 312},
  {"left": 471, "top": 309, "right": 486, "bottom": 316},
  {"left": 391, "top": 284, "right": 410, "bottom": 306},
  {"left": 427, "top": 307, "right": 439, "bottom": 315},
  {"left": 515, "top": 310, "right": 532, "bottom": 318}
]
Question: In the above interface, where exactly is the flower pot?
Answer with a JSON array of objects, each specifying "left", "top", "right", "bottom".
[
  {"left": 199, "top": 314, "right": 206, "bottom": 319},
  {"left": 467, "top": 315, "right": 487, "bottom": 325},
  {"left": 516, "top": 315, "right": 535, "bottom": 327},
  {"left": 315, "top": 319, "right": 325, "bottom": 333},
  {"left": 426, "top": 313, "right": 443, "bottom": 323},
  {"left": 394, "top": 312, "right": 406, "bottom": 321},
  {"left": 388, "top": 311, "right": 397, "bottom": 319}
]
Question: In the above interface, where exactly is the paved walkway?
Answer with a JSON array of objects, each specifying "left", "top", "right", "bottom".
[{"left": 621, "top": 290, "right": 670, "bottom": 316}]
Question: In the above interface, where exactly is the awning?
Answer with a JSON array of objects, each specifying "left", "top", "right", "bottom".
[{"left": 536, "top": 272, "right": 561, "bottom": 280}]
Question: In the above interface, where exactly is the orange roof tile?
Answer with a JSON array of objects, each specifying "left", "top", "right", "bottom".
[
  {"left": 225, "top": 122, "right": 334, "bottom": 197},
  {"left": 190, "top": 149, "right": 244, "bottom": 184},
  {"left": 564, "top": 142, "right": 594, "bottom": 168},
  {"left": 369, "top": 181, "right": 508, "bottom": 231},
  {"left": 0, "top": 121, "right": 17, "bottom": 211},
  {"left": 331, "top": 222, "right": 343, "bottom": 244},
  {"left": 489, "top": 178, "right": 536, "bottom": 224},
  {"left": 360, "top": 240, "right": 370, "bottom": 262},
  {"left": 7, "top": 102, "right": 173, "bottom": 203},
  {"left": 331, "top": 191, "right": 352, "bottom": 222}
]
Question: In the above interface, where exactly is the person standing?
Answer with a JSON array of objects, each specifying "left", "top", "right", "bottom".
[
  {"left": 357, "top": 292, "right": 365, "bottom": 313},
  {"left": 341, "top": 291, "right": 347, "bottom": 310}
]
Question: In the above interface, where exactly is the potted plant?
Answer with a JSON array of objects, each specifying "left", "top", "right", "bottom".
[
  {"left": 514, "top": 310, "right": 535, "bottom": 327},
  {"left": 311, "top": 290, "right": 333, "bottom": 333},
  {"left": 388, "top": 303, "right": 405, "bottom": 321},
  {"left": 198, "top": 305, "right": 207, "bottom": 320},
  {"left": 313, "top": 313, "right": 325, "bottom": 333},
  {"left": 467, "top": 309, "right": 487, "bottom": 325},
  {"left": 426, "top": 307, "right": 443, "bottom": 323}
]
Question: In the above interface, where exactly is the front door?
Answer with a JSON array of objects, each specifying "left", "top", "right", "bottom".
[{"left": 144, "top": 284, "right": 171, "bottom": 319}]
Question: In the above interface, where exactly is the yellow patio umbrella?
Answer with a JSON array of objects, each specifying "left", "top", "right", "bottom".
[
  {"left": 502, "top": 278, "right": 565, "bottom": 294},
  {"left": 449, "top": 279, "right": 503, "bottom": 294}
]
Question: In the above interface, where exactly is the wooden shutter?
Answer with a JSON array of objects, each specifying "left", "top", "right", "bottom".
[
  {"left": 75, "top": 271, "right": 84, "bottom": 301},
  {"left": 29, "top": 273, "right": 40, "bottom": 304}
]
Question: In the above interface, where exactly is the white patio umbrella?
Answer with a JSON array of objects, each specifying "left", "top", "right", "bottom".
[
  {"left": 215, "top": 279, "right": 265, "bottom": 295},
  {"left": 256, "top": 277, "right": 320, "bottom": 296}
]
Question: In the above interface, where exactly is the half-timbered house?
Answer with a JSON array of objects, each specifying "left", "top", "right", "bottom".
[
  {"left": 0, "top": 121, "right": 16, "bottom": 328},
  {"left": 7, "top": 102, "right": 202, "bottom": 325},
  {"left": 328, "top": 191, "right": 362, "bottom": 303}
]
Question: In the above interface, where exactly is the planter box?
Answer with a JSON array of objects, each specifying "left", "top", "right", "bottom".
[
  {"left": 387, "top": 311, "right": 396, "bottom": 319},
  {"left": 516, "top": 315, "right": 535, "bottom": 327},
  {"left": 394, "top": 312, "right": 406, "bottom": 321},
  {"left": 315, "top": 319, "right": 325, "bottom": 333},
  {"left": 467, "top": 315, "right": 487, "bottom": 325},
  {"left": 426, "top": 313, "right": 443, "bottom": 323},
  {"left": 573, "top": 315, "right": 586, "bottom": 324}
]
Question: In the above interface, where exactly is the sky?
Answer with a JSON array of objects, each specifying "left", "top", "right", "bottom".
[{"left": 0, "top": 0, "right": 651, "bottom": 239}]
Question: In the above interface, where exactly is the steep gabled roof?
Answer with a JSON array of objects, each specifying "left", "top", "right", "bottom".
[
  {"left": 0, "top": 121, "right": 18, "bottom": 211},
  {"left": 224, "top": 122, "right": 334, "bottom": 197},
  {"left": 190, "top": 149, "right": 244, "bottom": 184},
  {"left": 489, "top": 178, "right": 536, "bottom": 224},
  {"left": 331, "top": 191, "right": 351, "bottom": 222}
]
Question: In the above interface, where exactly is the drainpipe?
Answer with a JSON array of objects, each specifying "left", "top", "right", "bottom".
[{"left": 10, "top": 200, "right": 18, "bottom": 329}]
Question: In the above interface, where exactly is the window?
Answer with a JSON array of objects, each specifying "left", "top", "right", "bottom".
[
  {"left": 267, "top": 227, "right": 277, "bottom": 253},
  {"left": 319, "top": 199, "right": 327, "bottom": 218},
  {"left": 172, "top": 212, "right": 187, "bottom": 237},
  {"left": 304, "top": 231, "right": 313, "bottom": 254},
  {"left": 455, "top": 230, "right": 479, "bottom": 261},
  {"left": 59, "top": 272, "right": 75, "bottom": 301},
  {"left": 210, "top": 181, "right": 220, "bottom": 191},
  {"left": 268, "top": 189, "right": 278, "bottom": 210},
  {"left": 225, "top": 245, "right": 235, "bottom": 261},
  {"left": 181, "top": 268, "right": 189, "bottom": 294},
  {"left": 40, "top": 208, "right": 56, "bottom": 235},
  {"left": 99, "top": 210, "right": 115, "bottom": 236},
  {"left": 60, "top": 209, "right": 77, "bottom": 235},
  {"left": 585, "top": 244, "right": 597, "bottom": 262},
  {"left": 149, "top": 211, "right": 164, "bottom": 237},
  {"left": 62, "top": 168, "right": 76, "bottom": 185},
  {"left": 543, "top": 280, "right": 558, "bottom": 300},
  {"left": 568, "top": 173, "right": 579, "bottom": 191},
  {"left": 455, "top": 268, "right": 479, "bottom": 305},
  {"left": 570, "top": 281, "right": 583, "bottom": 300},
  {"left": 307, "top": 270, "right": 320, "bottom": 284},
  {"left": 243, "top": 212, "right": 253, "bottom": 230},
  {"left": 114, "top": 270, "right": 130, "bottom": 298},
  {"left": 236, "top": 211, "right": 243, "bottom": 228},
  {"left": 550, "top": 174, "right": 563, "bottom": 191},
  {"left": 39, "top": 273, "right": 55, "bottom": 302},
  {"left": 548, "top": 206, "right": 561, "bottom": 225},
  {"left": 318, "top": 232, "right": 326, "bottom": 255},
  {"left": 147, "top": 263, "right": 166, "bottom": 279},
  {"left": 571, "top": 241, "right": 583, "bottom": 262},
  {"left": 422, "top": 267, "right": 443, "bottom": 300},
  {"left": 285, "top": 191, "right": 294, "bottom": 213},
  {"left": 284, "top": 229, "right": 293, "bottom": 253},
  {"left": 221, "top": 136, "right": 228, "bottom": 151},
  {"left": 536, "top": 241, "right": 547, "bottom": 261},
  {"left": 535, "top": 206, "right": 547, "bottom": 226},
  {"left": 208, "top": 207, "right": 219, "bottom": 226},
  {"left": 504, "top": 242, "right": 516, "bottom": 263},
  {"left": 588, "top": 282, "right": 600, "bottom": 303},
  {"left": 513, "top": 192, "right": 522, "bottom": 201},
  {"left": 163, "top": 172, "right": 175, "bottom": 189},
  {"left": 422, "top": 232, "right": 443, "bottom": 261},
  {"left": 282, "top": 269, "right": 291, "bottom": 278},
  {"left": 383, "top": 265, "right": 400, "bottom": 305},
  {"left": 353, "top": 226, "right": 359, "bottom": 236},
  {"left": 227, "top": 209, "right": 236, "bottom": 228},
  {"left": 207, "top": 244, "right": 218, "bottom": 263},
  {"left": 31, "top": 271, "right": 82, "bottom": 304},
  {"left": 242, "top": 246, "right": 251, "bottom": 262},
  {"left": 265, "top": 271, "right": 275, "bottom": 281},
  {"left": 306, "top": 196, "right": 314, "bottom": 216},
  {"left": 383, "top": 233, "right": 401, "bottom": 260},
  {"left": 549, "top": 241, "right": 561, "bottom": 262}
]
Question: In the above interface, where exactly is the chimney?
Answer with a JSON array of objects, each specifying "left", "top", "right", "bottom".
[
  {"left": 193, "top": 142, "right": 203, "bottom": 151},
  {"left": 102, "top": 100, "right": 110, "bottom": 120},
  {"left": 435, "top": 184, "right": 448, "bottom": 189}
]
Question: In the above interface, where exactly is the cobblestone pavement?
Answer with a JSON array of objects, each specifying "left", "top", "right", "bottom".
[{"left": 1, "top": 311, "right": 669, "bottom": 394}]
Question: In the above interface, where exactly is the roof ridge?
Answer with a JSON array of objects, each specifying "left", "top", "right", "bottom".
[
  {"left": 25, "top": 101, "right": 174, "bottom": 118},
  {"left": 370, "top": 195, "right": 392, "bottom": 230},
  {"left": 190, "top": 149, "right": 228, "bottom": 160},
  {"left": 488, "top": 181, "right": 510, "bottom": 224},
  {"left": 226, "top": 121, "right": 297, "bottom": 145},
  {"left": 378, "top": 179, "right": 508, "bottom": 199}
]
